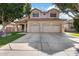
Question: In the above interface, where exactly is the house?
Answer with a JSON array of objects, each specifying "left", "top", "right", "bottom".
[
  {"left": 64, "top": 19, "right": 76, "bottom": 32},
  {"left": 6, "top": 8, "right": 64, "bottom": 33},
  {"left": 5, "top": 22, "right": 18, "bottom": 32}
]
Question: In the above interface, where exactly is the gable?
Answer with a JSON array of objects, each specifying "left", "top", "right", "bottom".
[{"left": 48, "top": 9, "right": 59, "bottom": 14}]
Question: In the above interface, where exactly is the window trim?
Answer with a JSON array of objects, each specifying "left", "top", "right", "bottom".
[
  {"left": 50, "top": 13, "right": 56, "bottom": 17},
  {"left": 32, "top": 13, "right": 39, "bottom": 17}
]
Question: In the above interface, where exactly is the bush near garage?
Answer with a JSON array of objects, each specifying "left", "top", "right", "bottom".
[{"left": 73, "top": 19, "right": 79, "bottom": 32}]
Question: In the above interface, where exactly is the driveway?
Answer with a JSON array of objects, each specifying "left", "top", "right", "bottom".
[{"left": 0, "top": 33, "right": 79, "bottom": 56}]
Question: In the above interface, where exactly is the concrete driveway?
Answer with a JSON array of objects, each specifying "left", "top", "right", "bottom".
[{"left": 0, "top": 33, "right": 79, "bottom": 56}]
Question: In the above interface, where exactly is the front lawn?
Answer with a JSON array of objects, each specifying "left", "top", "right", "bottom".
[
  {"left": 71, "top": 33, "right": 79, "bottom": 37},
  {"left": 65, "top": 32, "right": 79, "bottom": 37},
  {"left": 0, "top": 32, "right": 25, "bottom": 46}
]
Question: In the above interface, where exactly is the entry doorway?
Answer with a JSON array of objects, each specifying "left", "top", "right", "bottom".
[{"left": 21, "top": 24, "right": 24, "bottom": 32}]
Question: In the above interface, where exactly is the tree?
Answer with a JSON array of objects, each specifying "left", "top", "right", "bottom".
[
  {"left": 55, "top": 3, "right": 79, "bottom": 18},
  {"left": 23, "top": 3, "right": 31, "bottom": 18},
  {"left": 22, "top": 3, "right": 31, "bottom": 32},
  {"left": 0, "top": 3, "right": 25, "bottom": 32},
  {"left": 55, "top": 3, "right": 79, "bottom": 32},
  {"left": 73, "top": 19, "right": 79, "bottom": 32},
  {"left": 0, "top": 20, "right": 2, "bottom": 24}
]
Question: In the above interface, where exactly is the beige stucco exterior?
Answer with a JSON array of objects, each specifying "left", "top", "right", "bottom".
[{"left": 5, "top": 8, "right": 64, "bottom": 33}]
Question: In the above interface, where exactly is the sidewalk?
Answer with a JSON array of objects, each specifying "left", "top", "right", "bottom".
[{"left": 0, "top": 44, "right": 78, "bottom": 56}]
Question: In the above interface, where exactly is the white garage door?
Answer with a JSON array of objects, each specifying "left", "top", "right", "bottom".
[
  {"left": 30, "top": 23, "right": 60, "bottom": 32},
  {"left": 43, "top": 24, "right": 60, "bottom": 32},
  {"left": 30, "top": 24, "right": 40, "bottom": 32}
]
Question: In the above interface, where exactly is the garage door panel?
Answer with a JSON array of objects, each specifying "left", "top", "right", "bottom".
[
  {"left": 43, "top": 25, "right": 60, "bottom": 32},
  {"left": 30, "top": 24, "right": 40, "bottom": 32}
]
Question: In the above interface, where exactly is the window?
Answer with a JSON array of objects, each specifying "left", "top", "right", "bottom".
[
  {"left": 43, "top": 13, "right": 46, "bottom": 15},
  {"left": 32, "top": 13, "right": 39, "bottom": 17},
  {"left": 50, "top": 13, "right": 56, "bottom": 17}
]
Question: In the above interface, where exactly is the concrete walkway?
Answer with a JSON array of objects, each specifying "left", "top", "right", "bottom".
[{"left": 0, "top": 33, "right": 79, "bottom": 56}]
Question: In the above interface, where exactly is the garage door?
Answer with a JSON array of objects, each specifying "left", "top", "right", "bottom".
[
  {"left": 30, "top": 24, "right": 40, "bottom": 32},
  {"left": 30, "top": 23, "right": 61, "bottom": 32},
  {"left": 43, "top": 24, "right": 60, "bottom": 32}
]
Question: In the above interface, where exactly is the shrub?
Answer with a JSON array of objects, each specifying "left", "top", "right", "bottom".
[
  {"left": 0, "top": 31, "right": 4, "bottom": 36},
  {"left": 73, "top": 19, "right": 79, "bottom": 32}
]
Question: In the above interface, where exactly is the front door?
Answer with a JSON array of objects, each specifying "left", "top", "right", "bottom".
[{"left": 21, "top": 24, "right": 24, "bottom": 32}]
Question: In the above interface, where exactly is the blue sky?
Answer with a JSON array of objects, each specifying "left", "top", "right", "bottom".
[{"left": 32, "top": 3, "right": 54, "bottom": 11}]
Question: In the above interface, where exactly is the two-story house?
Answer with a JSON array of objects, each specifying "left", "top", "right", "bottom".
[{"left": 6, "top": 8, "right": 64, "bottom": 33}]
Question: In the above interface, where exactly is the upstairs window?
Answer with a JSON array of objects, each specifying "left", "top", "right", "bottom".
[
  {"left": 50, "top": 13, "right": 56, "bottom": 17},
  {"left": 32, "top": 13, "right": 39, "bottom": 17}
]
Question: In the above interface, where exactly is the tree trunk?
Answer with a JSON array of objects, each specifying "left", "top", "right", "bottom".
[
  {"left": 1, "top": 22, "right": 6, "bottom": 32},
  {"left": 16, "top": 24, "right": 19, "bottom": 32},
  {"left": 0, "top": 11, "right": 6, "bottom": 32},
  {"left": 27, "top": 15, "right": 30, "bottom": 19}
]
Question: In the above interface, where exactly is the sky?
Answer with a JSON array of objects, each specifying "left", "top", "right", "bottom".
[
  {"left": 31, "top": 3, "right": 72, "bottom": 20},
  {"left": 32, "top": 3, "right": 55, "bottom": 11}
]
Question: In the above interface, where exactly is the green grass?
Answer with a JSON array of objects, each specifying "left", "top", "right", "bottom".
[
  {"left": 71, "top": 33, "right": 79, "bottom": 37},
  {"left": 65, "top": 32, "right": 79, "bottom": 37},
  {"left": 0, "top": 32, "right": 25, "bottom": 46}
]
